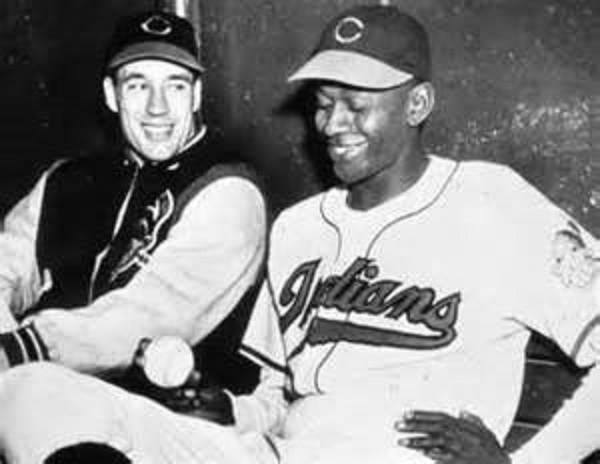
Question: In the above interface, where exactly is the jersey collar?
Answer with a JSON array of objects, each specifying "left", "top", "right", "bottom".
[{"left": 320, "top": 155, "right": 459, "bottom": 228}]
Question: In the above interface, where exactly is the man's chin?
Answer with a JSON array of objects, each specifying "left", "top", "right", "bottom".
[
  {"left": 138, "top": 144, "right": 178, "bottom": 163},
  {"left": 333, "top": 164, "right": 363, "bottom": 186}
]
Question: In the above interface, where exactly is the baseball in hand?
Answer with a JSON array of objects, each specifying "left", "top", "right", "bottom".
[{"left": 142, "top": 335, "right": 195, "bottom": 388}]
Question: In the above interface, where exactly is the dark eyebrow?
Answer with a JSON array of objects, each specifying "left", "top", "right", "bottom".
[
  {"left": 119, "top": 72, "right": 146, "bottom": 83},
  {"left": 118, "top": 72, "right": 194, "bottom": 84},
  {"left": 315, "top": 90, "right": 332, "bottom": 100},
  {"left": 167, "top": 74, "right": 194, "bottom": 84}
]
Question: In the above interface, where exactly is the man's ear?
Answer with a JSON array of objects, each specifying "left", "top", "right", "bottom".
[
  {"left": 406, "top": 81, "right": 435, "bottom": 127},
  {"left": 103, "top": 76, "right": 119, "bottom": 113},
  {"left": 192, "top": 78, "right": 202, "bottom": 112}
]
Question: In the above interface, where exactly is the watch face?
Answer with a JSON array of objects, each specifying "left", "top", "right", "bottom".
[{"left": 142, "top": 335, "right": 195, "bottom": 388}]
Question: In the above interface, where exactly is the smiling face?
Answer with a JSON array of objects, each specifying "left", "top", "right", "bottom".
[
  {"left": 314, "top": 82, "right": 412, "bottom": 187},
  {"left": 104, "top": 59, "right": 201, "bottom": 163}
]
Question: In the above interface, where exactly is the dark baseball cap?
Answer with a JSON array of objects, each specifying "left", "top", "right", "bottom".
[
  {"left": 105, "top": 11, "right": 204, "bottom": 74},
  {"left": 288, "top": 5, "right": 431, "bottom": 89}
]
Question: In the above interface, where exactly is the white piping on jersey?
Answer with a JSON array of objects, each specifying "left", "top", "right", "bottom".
[
  {"left": 317, "top": 156, "right": 461, "bottom": 261},
  {"left": 365, "top": 161, "right": 460, "bottom": 257},
  {"left": 311, "top": 156, "right": 461, "bottom": 392},
  {"left": 88, "top": 164, "right": 140, "bottom": 304},
  {"left": 571, "top": 314, "right": 600, "bottom": 362},
  {"left": 319, "top": 199, "right": 343, "bottom": 263}
]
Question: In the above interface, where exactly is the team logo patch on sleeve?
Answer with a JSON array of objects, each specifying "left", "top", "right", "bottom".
[{"left": 552, "top": 221, "right": 598, "bottom": 288}]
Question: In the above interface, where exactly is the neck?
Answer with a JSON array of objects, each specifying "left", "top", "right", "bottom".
[{"left": 347, "top": 147, "right": 429, "bottom": 211}]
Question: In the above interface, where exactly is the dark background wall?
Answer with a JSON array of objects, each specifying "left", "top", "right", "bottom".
[{"left": 0, "top": 0, "right": 597, "bottom": 234}]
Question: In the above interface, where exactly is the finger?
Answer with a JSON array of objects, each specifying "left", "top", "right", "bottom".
[
  {"left": 425, "top": 447, "right": 455, "bottom": 462},
  {"left": 398, "top": 410, "right": 459, "bottom": 438},
  {"left": 395, "top": 419, "right": 446, "bottom": 435},
  {"left": 458, "top": 410, "right": 484, "bottom": 426},
  {"left": 186, "top": 370, "right": 202, "bottom": 386},
  {"left": 398, "top": 434, "right": 447, "bottom": 450},
  {"left": 164, "top": 399, "right": 194, "bottom": 411},
  {"left": 197, "top": 387, "right": 222, "bottom": 402},
  {"left": 170, "top": 387, "right": 197, "bottom": 400},
  {"left": 399, "top": 433, "right": 463, "bottom": 456},
  {"left": 404, "top": 410, "right": 455, "bottom": 423}
]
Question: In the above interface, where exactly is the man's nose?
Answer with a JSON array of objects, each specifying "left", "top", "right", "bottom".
[
  {"left": 322, "top": 104, "right": 350, "bottom": 137},
  {"left": 146, "top": 87, "right": 168, "bottom": 116}
]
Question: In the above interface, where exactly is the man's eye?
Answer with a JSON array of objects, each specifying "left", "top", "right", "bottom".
[
  {"left": 124, "top": 81, "right": 147, "bottom": 91},
  {"left": 316, "top": 100, "right": 332, "bottom": 111},
  {"left": 168, "top": 82, "right": 190, "bottom": 91},
  {"left": 349, "top": 103, "right": 367, "bottom": 113}
]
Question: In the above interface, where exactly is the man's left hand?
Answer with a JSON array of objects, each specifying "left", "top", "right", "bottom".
[{"left": 395, "top": 410, "right": 511, "bottom": 464}]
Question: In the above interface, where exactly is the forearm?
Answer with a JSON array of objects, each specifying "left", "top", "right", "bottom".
[
  {"left": 32, "top": 239, "right": 264, "bottom": 373},
  {"left": 0, "top": 302, "right": 18, "bottom": 332},
  {"left": 510, "top": 365, "right": 600, "bottom": 464},
  {"left": 31, "top": 177, "right": 266, "bottom": 373}
]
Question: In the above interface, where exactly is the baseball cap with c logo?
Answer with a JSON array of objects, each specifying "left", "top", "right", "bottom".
[
  {"left": 105, "top": 10, "right": 204, "bottom": 74},
  {"left": 288, "top": 5, "right": 431, "bottom": 89}
]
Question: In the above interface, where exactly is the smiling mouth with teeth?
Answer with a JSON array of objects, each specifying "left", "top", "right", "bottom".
[
  {"left": 329, "top": 142, "right": 367, "bottom": 162},
  {"left": 143, "top": 124, "right": 173, "bottom": 141}
]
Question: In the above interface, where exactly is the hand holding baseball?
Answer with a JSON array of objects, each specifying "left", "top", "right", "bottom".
[
  {"left": 134, "top": 335, "right": 234, "bottom": 425},
  {"left": 137, "top": 335, "right": 196, "bottom": 388}
]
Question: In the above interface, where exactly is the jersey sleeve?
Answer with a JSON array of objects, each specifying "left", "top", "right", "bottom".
[
  {"left": 494, "top": 167, "right": 599, "bottom": 367},
  {"left": 232, "top": 362, "right": 288, "bottom": 435},
  {"left": 0, "top": 171, "right": 50, "bottom": 330},
  {"left": 31, "top": 176, "right": 267, "bottom": 373},
  {"left": 235, "top": 273, "right": 290, "bottom": 435}
]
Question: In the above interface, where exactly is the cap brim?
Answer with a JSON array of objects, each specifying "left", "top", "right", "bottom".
[
  {"left": 288, "top": 50, "right": 413, "bottom": 89},
  {"left": 108, "top": 42, "right": 204, "bottom": 73}
]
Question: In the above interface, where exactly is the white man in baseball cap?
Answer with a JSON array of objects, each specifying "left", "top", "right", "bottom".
[{"left": 0, "top": 9, "right": 266, "bottom": 464}]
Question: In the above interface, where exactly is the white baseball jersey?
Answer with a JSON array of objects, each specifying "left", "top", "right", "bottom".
[{"left": 239, "top": 155, "right": 599, "bottom": 463}]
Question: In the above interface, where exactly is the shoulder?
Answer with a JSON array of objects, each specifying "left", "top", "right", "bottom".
[
  {"left": 451, "top": 157, "right": 595, "bottom": 259},
  {"left": 42, "top": 155, "right": 129, "bottom": 201},
  {"left": 450, "top": 158, "right": 556, "bottom": 214},
  {"left": 178, "top": 160, "right": 261, "bottom": 198},
  {"left": 44, "top": 155, "right": 127, "bottom": 189},
  {"left": 173, "top": 163, "right": 266, "bottom": 226},
  {"left": 454, "top": 158, "right": 527, "bottom": 190},
  {"left": 272, "top": 190, "right": 329, "bottom": 233}
]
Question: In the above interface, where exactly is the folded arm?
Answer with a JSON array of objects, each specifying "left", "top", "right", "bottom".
[{"left": 30, "top": 177, "right": 266, "bottom": 374}]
